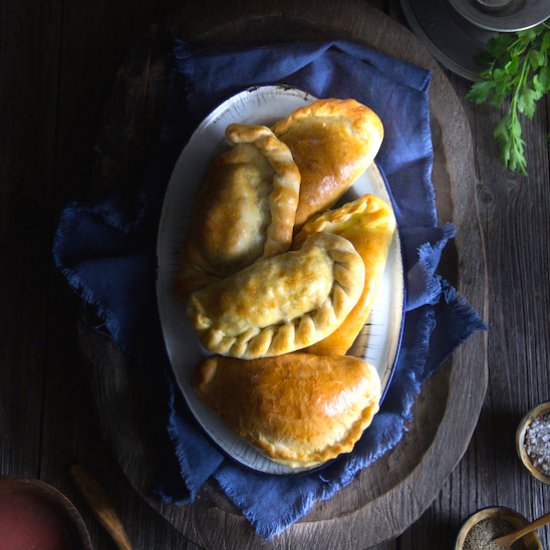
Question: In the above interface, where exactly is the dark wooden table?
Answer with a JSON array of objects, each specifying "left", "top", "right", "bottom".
[{"left": 1, "top": 0, "right": 549, "bottom": 548}]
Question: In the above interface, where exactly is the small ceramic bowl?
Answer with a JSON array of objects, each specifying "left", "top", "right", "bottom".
[
  {"left": 0, "top": 476, "right": 92, "bottom": 550},
  {"left": 455, "top": 506, "right": 542, "bottom": 549},
  {"left": 516, "top": 401, "right": 550, "bottom": 485}
]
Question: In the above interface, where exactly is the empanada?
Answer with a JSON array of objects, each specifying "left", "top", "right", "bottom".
[
  {"left": 293, "top": 194, "right": 396, "bottom": 355},
  {"left": 174, "top": 123, "right": 301, "bottom": 297},
  {"left": 186, "top": 232, "right": 365, "bottom": 359},
  {"left": 272, "top": 98, "right": 383, "bottom": 229},
  {"left": 194, "top": 353, "right": 381, "bottom": 467}
]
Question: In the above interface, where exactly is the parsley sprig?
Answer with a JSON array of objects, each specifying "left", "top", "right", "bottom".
[{"left": 466, "top": 21, "right": 550, "bottom": 176}]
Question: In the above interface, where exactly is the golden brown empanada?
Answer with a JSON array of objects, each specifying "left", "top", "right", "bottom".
[
  {"left": 293, "top": 194, "right": 396, "bottom": 355},
  {"left": 272, "top": 98, "right": 383, "bottom": 229},
  {"left": 174, "top": 123, "right": 301, "bottom": 297},
  {"left": 194, "top": 353, "right": 381, "bottom": 467},
  {"left": 186, "top": 232, "right": 365, "bottom": 359}
]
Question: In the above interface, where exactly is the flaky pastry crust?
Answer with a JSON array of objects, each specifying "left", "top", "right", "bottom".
[
  {"left": 186, "top": 232, "right": 365, "bottom": 359},
  {"left": 174, "top": 123, "right": 301, "bottom": 297},
  {"left": 293, "top": 194, "right": 396, "bottom": 355},
  {"left": 194, "top": 353, "right": 381, "bottom": 467},
  {"left": 272, "top": 98, "right": 384, "bottom": 229}
]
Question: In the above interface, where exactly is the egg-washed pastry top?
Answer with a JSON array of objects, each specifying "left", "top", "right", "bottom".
[
  {"left": 193, "top": 353, "right": 382, "bottom": 468},
  {"left": 186, "top": 232, "right": 365, "bottom": 359},
  {"left": 174, "top": 123, "right": 301, "bottom": 297},
  {"left": 293, "top": 194, "right": 396, "bottom": 355},
  {"left": 272, "top": 98, "right": 384, "bottom": 230}
]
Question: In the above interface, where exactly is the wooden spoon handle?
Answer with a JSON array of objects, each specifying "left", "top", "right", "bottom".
[
  {"left": 492, "top": 510, "right": 550, "bottom": 547},
  {"left": 70, "top": 464, "right": 132, "bottom": 550}
]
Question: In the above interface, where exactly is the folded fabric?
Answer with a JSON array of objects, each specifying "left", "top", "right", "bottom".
[{"left": 53, "top": 39, "right": 487, "bottom": 539}]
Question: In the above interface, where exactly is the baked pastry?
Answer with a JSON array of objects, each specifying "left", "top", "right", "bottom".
[
  {"left": 194, "top": 353, "right": 381, "bottom": 467},
  {"left": 186, "top": 232, "right": 365, "bottom": 359},
  {"left": 272, "top": 98, "right": 384, "bottom": 229},
  {"left": 293, "top": 194, "right": 396, "bottom": 355},
  {"left": 174, "top": 123, "right": 301, "bottom": 297}
]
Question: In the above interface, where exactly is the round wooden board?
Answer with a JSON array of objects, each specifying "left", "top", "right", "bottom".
[{"left": 82, "top": 1, "right": 488, "bottom": 548}]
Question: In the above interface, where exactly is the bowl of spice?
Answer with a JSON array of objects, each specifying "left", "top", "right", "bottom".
[
  {"left": 516, "top": 401, "right": 550, "bottom": 484},
  {"left": 455, "top": 506, "right": 542, "bottom": 550}
]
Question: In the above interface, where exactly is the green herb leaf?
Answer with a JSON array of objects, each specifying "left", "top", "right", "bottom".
[
  {"left": 529, "top": 49, "right": 546, "bottom": 69},
  {"left": 493, "top": 114, "right": 527, "bottom": 176},
  {"left": 465, "top": 80, "right": 496, "bottom": 103},
  {"left": 536, "top": 64, "right": 550, "bottom": 93},
  {"left": 518, "top": 83, "right": 540, "bottom": 118},
  {"left": 467, "top": 19, "right": 550, "bottom": 176}
]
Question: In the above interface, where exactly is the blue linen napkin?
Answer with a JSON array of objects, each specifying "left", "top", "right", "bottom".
[{"left": 53, "top": 39, "right": 487, "bottom": 539}]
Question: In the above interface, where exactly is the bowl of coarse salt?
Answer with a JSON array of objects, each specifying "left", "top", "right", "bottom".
[{"left": 516, "top": 401, "right": 550, "bottom": 484}]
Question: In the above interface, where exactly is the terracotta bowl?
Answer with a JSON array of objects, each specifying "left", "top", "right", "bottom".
[
  {"left": 516, "top": 401, "right": 550, "bottom": 485},
  {"left": 0, "top": 476, "right": 92, "bottom": 550},
  {"left": 455, "top": 506, "right": 542, "bottom": 549}
]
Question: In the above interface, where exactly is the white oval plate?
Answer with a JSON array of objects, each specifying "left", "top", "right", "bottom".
[{"left": 156, "top": 85, "right": 405, "bottom": 475}]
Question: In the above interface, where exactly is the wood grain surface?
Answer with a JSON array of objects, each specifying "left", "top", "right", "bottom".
[{"left": 0, "top": 0, "right": 548, "bottom": 549}]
